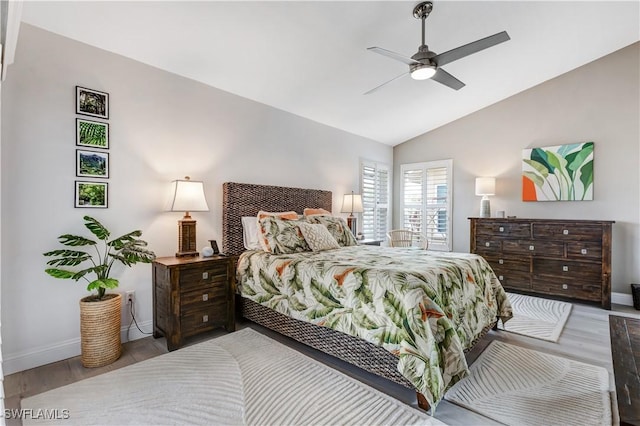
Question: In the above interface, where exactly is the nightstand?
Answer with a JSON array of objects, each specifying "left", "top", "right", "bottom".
[
  {"left": 358, "top": 239, "right": 383, "bottom": 246},
  {"left": 152, "top": 255, "right": 235, "bottom": 351}
]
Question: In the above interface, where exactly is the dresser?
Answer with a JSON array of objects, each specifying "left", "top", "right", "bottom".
[
  {"left": 152, "top": 255, "right": 235, "bottom": 351},
  {"left": 469, "top": 218, "right": 614, "bottom": 309}
]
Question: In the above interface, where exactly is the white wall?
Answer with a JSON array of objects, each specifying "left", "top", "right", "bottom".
[
  {"left": 394, "top": 42, "right": 640, "bottom": 298},
  {"left": 0, "top": 24, "right": 392, "bottom": 373}
]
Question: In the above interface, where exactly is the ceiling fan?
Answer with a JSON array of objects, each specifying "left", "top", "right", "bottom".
[{"left": 365, "top": 1, "right": 510, "bottom": 94}]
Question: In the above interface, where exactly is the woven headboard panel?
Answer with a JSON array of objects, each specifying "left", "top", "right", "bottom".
[{"left": 222, "top": 182, "right": 333, "bottom": 256}]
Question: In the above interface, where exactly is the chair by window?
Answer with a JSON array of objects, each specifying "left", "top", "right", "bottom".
[{"left": 386, "top": 229, "right": 429, "bottom": 249}]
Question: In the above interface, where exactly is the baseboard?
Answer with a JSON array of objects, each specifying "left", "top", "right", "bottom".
[
  {"left": 612, "top": 291, "right": 634, "bottom": 307},
  {"left": 3, "top": 320, "right": 154, "bottom": 375}
]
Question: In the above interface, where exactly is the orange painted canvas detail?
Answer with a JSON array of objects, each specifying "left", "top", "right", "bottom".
[{"left": 522, "top": 175, "right": 537, "bottom": 201}]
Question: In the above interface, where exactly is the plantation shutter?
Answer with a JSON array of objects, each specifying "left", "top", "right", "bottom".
[
  {"left": 361, "top": 161, "right": 390, "bottom": 240},
  {"left": 400, "top": 160, "right": 452, "bottom": 251}
]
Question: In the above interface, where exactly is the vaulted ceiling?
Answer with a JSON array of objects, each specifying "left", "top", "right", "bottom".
[{"left": 20, "top": 1, "right": 640, "bottom": 145}]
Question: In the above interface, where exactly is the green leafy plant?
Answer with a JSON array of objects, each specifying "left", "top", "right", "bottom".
[{"left": 44, "top": 216, "right": 156, "bottom": 301}]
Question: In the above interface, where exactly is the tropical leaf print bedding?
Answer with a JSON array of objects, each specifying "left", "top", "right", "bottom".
[{"left": 237, "top": 245, "right": 512, "bottom": 408}]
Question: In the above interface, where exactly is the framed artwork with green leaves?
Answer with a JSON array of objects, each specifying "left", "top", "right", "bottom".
[
  {"left": 522, "top": 142, "right": 594, "bottom": 201},
  {"left": 77, "top": 118, "right": 109, "bottom": 149},
  {"left": 75, "top": 181, "right": 108, "bottom": 208}
]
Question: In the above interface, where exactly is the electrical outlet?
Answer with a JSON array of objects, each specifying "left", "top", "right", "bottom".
[{"left": 126, "top": 290, "right": 135, "bottom": 305}]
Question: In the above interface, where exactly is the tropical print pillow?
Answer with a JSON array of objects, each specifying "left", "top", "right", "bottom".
[
  {"left": 305, "top": 215, "right": 357, "bottom": 247},
  {"left": 257, "top": 216, "right": 310, "bottom": 254}
]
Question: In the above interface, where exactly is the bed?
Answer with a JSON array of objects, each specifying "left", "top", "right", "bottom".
[{"left": 222, "top": 182, "right": 512, "bottom": 410}]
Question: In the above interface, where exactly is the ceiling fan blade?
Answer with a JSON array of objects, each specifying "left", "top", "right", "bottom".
[
  {"left": 367, "top": 47, "right": 420, "bottom": 66},
  {"left": 432, "top": 31, "right": 510, "bottom": 67},
  {"left": 431, "top": 68, "right": 465, "bottom": 90},
  {"left": 364, "top": 71, "right": 410, "bottom": 95}
]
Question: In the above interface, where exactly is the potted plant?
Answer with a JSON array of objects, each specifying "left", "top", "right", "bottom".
[{"left": 44, "top": 216, "right": 156, "bottom": 367}]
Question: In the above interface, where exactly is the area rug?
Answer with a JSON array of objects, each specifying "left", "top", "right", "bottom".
[
  {"left": 444, "top": 341, "right": 611, "bottom": 426},
  {"left": 22, "top": 328, "right": 444, "bottom": 425},
  {"left": 498, "top": 292, "right": 572, "bottom": 342}
]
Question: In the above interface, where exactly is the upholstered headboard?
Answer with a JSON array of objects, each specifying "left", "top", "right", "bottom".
[{"left": 222, "top": 182, "right": 333, "bottom": 256}]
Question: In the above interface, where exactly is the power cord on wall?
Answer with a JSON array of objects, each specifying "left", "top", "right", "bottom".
[{"left": 127, "top": 298, "right": 152, "bottom": 342}]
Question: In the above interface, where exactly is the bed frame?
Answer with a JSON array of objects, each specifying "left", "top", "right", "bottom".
[{"left": 221, "top": 181, "right": 494, "bottom": 410}]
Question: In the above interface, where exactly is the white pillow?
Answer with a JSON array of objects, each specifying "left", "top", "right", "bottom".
[
  {"left": 241, "top": 216, "right": 262, "bottom": 250},
  {"left": 299, "top": 223, "right": 340, "bottom": 252}
]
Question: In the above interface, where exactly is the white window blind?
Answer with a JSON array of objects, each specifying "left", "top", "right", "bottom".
[
  {"left": 400, "top": 160, "right": 452, "bottom": 251},
  {"left": 360, "top": 161, "right": 390, "bottom": 240}
]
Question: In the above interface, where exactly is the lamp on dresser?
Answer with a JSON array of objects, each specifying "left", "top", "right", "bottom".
[
  {"left": 341, "top": 191, "right": 363, "bottom": 236},
  {"left": 167, "top": 176, "right": 209, "bottom": 257},
  {"left": 475, "top": 177, "right": 495, "bottom": 218}
]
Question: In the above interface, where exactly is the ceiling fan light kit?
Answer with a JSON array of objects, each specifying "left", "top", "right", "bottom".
[{"left": 366, "top": 1, "right": 510, "bottom": 94}]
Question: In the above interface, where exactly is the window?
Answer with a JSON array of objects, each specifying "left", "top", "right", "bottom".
[
  {"left": 360, "top": 161, "right": 390, "bottom": 240},
  {"left": 400, "top": 160, "right": 452, "bottom": 251}
]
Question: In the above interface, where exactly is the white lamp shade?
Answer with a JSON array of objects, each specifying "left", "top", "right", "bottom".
[
  {"left": 167, "top": 179, "right": 209, "bottom": 212},
  {"left": 341, "top": 193, "right": 364, "bottom": 214},
  {"left": 475, "top": 177, "right": 496, "bottom": 196}
]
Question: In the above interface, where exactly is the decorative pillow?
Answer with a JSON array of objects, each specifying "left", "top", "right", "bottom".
[
  {"left": 303, "top": 208, "right": 331, "bottom": 217},
  {"left": 257, "top": 210, "right": 298, "bottom": 220},
  {"left": 305, "top": 215, "right": 358, "bottom": 247},
  {"left": 257, "top": 215, "right": 311, "bottom": 254},
  {"left": 241, "top": 216, "right": 261, "bottom": 250},
  {"left": 299, "top": 222, "right": 340, "bottom": 251}
]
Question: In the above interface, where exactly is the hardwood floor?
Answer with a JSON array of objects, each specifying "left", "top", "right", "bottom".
[{"left": 4, "top": 302, "right": 640, "bottom": 426}]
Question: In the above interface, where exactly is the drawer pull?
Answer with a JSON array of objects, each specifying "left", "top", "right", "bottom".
[
  {"left": 563, "top": 229, "right": 569, "bottom": 235},
  {"left": 498, "top": 275, "right": 504, "bottom": 281},
  {"left": 203, "top": 314, "right": 209, "bottom": 323},
  {"left": 499, "top": 259, "right": 504, "bottom": 265},
  {"left": 499, "top": 226, "right": 504, "bottom": 232},
  {"left": 562, "top": 284, "right": 568, "bottom": 290},
  {"left": 202, "top": 294, "right": 209, "bottom": 301},
  {"left": 485, "top": 242, "right": 491, "bottom": 247},
  {"left": 202, "top": 272, "right": 209, "bottom": 280},
  {"left": 562, "top": 266, "right": 569, "bottom": 272},
  {"left": 529, "top": 245, "right": 535, "bottom": 251},
  {"left": 581, "top": 248, "right": 588, "bottom": 255}
]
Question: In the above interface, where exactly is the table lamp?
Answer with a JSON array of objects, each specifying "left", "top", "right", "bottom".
[
  {"left": 475, "top": 177, "right": 495, "bottom": 218},
  {"left": 167, "top": 176, "right": 209, "bottom": 257},
  {"left": 341, "top": 191, "right": 364, "bottom": 236}
]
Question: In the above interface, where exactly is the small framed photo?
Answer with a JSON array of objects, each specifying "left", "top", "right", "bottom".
[
  {"left": 76, "top": 149, "right": 109, "bottom": 178},
  {"left": 75, "top": 181, "right": 108, "bottom": 208},
  {"left": 76, "top": 118, "right": 109, "bottom": 149},
  {"left": 76, "top": 86, "right": 109, "bottom": 119}
]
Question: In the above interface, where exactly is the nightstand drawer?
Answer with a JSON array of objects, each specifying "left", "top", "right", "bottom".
[
  {"left": 181, "top": 286, "right": 228, "bottom": 310},
  {"left": 179, "top": 264, "right": 228, "bottom": 293},
  {"left": 181, "top": 303, "right": 228, "bottom": 334}
]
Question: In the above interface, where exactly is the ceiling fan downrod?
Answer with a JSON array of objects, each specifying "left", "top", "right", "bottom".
[{"left": 413, "top": 1, "right": 433, "bottom": 48}]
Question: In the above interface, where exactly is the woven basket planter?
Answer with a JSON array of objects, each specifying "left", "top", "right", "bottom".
[{"left": 79, "top": 293, "right": 122, "bottom": 368}]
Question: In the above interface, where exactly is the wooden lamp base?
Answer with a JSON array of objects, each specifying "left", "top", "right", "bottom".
[{"left": 176, "top": 217, "right": 199, "bottom": 257}]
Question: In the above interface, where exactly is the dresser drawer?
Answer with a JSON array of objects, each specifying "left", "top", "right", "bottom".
[
  {"left": 475, "top": 237, "right": 502, "bottom": 253},
  {"left": 532, "top": 223, "right": 602, "bottom": 242},
  {"left": 180, "top": 264, "right": 228, "bottom": 293},
  {"left": 476, "top": 222, "right": 531, "bottom": 238},
  {"left": 533, "top": 258, "right": 602, "bottom": 280},
  {"left": 502, "top": 240, "right": 564, "bottom": 256},
  {"left": 532, "top": 278, "right": 601, "bottom": 302},
  {"left": 484, "top": 256, "right": 531, "bottom": 273},
  {"left": 567, "top": 242, "right": 602, "bottom": 260},
  {"left": 181, "top": 285, "right": 228, "bottom": 310},
  {"left": 495, "top": 271, "right": 531, "bottom": 290}
]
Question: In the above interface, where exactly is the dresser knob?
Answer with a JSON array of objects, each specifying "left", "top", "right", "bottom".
[
  {"left": 498, "top": 275, "right": 504, "bottom": 281},
  {"left": 562, "top": 266, "right": 569, "bottom": 272},
  {"left": 485, "top": 242, "right": 490, "bottom": 247},
  {"left": 202, "top": 272, "right": 209, "bottom": 280},
  {"left": 529, "top": 245, "right": 535, "bottom": 251},
  {"left": 581, "top": 248, "right": 588, "bottom": 255},
  {"left": 202, "top": 294, "right": 209, "bottom": 301},
  {"left": 562, "top": 284, "right": 568, "bottom": 290},
  {"left": 563, "top": 229, "right": 569, "bottom": 235},
  {"left": 499, "top": 259, "right": 504, "bottom": 265},
  {"left": 499, "top": 227, "right": 504, "bottom": 232},
  {"left": 203, "top": 314, "right": 209, "bottom": 323}
]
